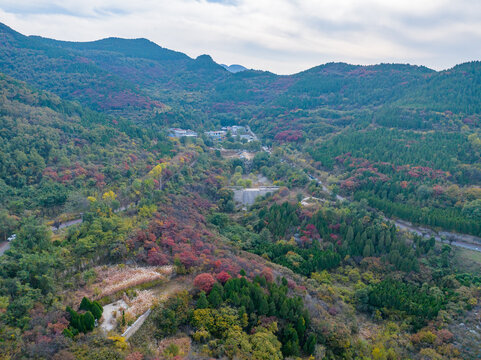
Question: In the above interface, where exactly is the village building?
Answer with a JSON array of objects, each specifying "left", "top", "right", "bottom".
[
  {"left": 205, "top": 130, "right": 227, "bottom": 140},
  {"left": 169, "top": 128, "right": 198, "bottom": 138}
]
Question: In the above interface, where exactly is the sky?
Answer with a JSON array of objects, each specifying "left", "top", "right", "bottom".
[{"left": 0, "top": 0, "right": 480, "bottom": 74}]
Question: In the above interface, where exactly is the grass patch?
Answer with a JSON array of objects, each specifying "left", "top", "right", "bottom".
[
  {"left": 454, "top": 248, "right": 481, "bottom": 275},
  {"left": 98, "top": 278, "right": 166, "bottom": 306}
]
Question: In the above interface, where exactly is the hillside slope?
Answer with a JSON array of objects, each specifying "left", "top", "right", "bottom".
[
  {"left": 0, "top": 72, "right": 167, "bottom": 215},
  {"left": 1, "top": 23, "right": 481, "bottom": 132}
]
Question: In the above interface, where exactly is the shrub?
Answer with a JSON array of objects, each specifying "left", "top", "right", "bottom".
[
  {"left": 79, "top": 296, "right": 103, "bottom": 320},
  {"left": 216, "top": 271, "right": 232, "bottom": 284},
  {"left": 194, "top": 273, "right": 216, "bottom": 293}
]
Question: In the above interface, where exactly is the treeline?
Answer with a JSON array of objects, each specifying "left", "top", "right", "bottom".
[
  {"left": 403, "top": 61, "right": 481, "bottom": 114},
  {"left": 357, "top": 192, "right": 481, "bottom": 236},
  {"left": 372, "top": 106, "right": 435, "bottom": 129},
  {"left": 0, "top": 220, "right": 57, "bottom": 328},
  {"left": 251, "top": 153, "right": 310, "bottom": 189},
  {"left": 308, "top": 128, "right": 479, "bottom": 177},
  {"left": 257, "top": 202, "right": 300, "bottom": 238},
  {"left": 306, "top": 127, "right": 481, "bottom": 236},
  {"left": 64, "top": 297, "right": 103, "bottom": 336},
  {"left": 278, "top": 63, "right": 433, "bottom": 109},
  {"left": 0, "top": 74, "right": 173, "bottom": 215},
  {"left": 251, "top": 240, "right": 342, "bottom": 276},
  {"left": 309, "top": 207, "right": 422, "bottom": 272}
]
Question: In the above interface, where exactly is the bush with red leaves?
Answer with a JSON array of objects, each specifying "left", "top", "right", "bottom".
[
  {"left": 147, "top": 247, "right": 169, "bottom": 266},
  {"left": 194, "top": 273, "right": 216, "bottom": 293},
  {"left": 274, "top": 130, "right": 303, "bottom": 142},
  {"left": 215, "top": 271, "right": 231, "bottom": 284},
  {"left": 126, "top": 352, "right": 144, "bottom": 360},
  {"left": 260, "top": 267, "right": 274, "bottom": 283}
]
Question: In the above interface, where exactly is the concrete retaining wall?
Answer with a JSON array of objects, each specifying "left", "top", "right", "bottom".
[{"left": 232, "top": 187, "right": 279, "bottom": 206}]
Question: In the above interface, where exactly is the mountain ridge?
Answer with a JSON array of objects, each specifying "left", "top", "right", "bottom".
[
  {"left": 2, "top": 22, "right": 476, "bottom": 76},
  {"left": 1, "top": 20, "right": 481, "bottom": 360},
  {"left": 0, "top": 21, "right": 480, "bottom": 129}
]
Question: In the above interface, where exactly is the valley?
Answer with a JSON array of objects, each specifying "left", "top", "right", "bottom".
[{"left": 0, "top": 22, "right": 480, "bottom": 360}]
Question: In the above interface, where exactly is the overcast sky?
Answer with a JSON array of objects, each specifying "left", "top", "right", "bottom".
[{"left": 0, "top": 0, "right": 480, "bottom": 74}]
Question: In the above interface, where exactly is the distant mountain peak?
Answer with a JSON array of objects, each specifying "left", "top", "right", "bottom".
[
  {"left": 221, "top": 64, "right": 247, "bottom": 73},
  {"left": 188, "top": 54, "right": 226, "bottom": 72},
  {"left": 28, "top": 35, "right": 190, "bottom": 62},
  {"left": 196, "top": 54, "right": 214, "bottom": 61}
]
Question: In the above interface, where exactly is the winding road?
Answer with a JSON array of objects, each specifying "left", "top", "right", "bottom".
[
  {"left": 305, "top": 171, "right": 481, "bottom": 252},
  {"left": 393, "top": 218, "right": 481, "bottom": 252},
  {"left": 258, "top": 134, "right": 481, "bottom": 253}
]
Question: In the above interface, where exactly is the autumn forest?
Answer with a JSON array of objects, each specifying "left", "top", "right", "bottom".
[{"left": 0, "top": 22, "right": 480, "bottom": 360}]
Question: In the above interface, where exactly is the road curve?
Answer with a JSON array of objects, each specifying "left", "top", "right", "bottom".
[{"left": 306, "top": 172, "right": 481, "bottom": 253}]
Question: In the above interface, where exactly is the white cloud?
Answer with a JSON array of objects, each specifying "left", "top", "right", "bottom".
[{"left": 0, "top": 0, "right": 480, "bottom": 74}]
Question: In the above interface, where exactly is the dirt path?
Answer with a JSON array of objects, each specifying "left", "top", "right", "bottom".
[
  {"left": 122, "top": 279, "right": 192, "bottom": 340},
  {"left": 101, "top": 299, "right": 128, "bottom": 332},
  {"left": 122, "top": 309, "right": 151, "bottom": 340}
]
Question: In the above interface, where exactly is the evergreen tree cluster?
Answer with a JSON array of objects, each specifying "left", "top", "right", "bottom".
[
  {"left": 64, "top": 297, "right": 102, "bottom": 336},
  {"left": 195, "top": 275, "right": 316, "bottom": 357},
  {"left": 358, "top": 278, "right": 445, "bottom": 330}
]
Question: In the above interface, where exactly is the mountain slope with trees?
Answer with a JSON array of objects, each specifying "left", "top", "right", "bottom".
[
  {"left": 1, "top": 23, "right": 481, "bottom": 131},
  {"left": 0, "top": 22, "right": 480, "bottom": 360}
]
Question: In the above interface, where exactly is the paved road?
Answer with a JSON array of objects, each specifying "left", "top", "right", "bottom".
[
  {"left": 307, "top": 174, "right": 346, "bottom": 202},
  {"left": 121, "top": 280, "right": 190, "bottom": 340},
  {"left": 246, "top": 125, "right": 258, "bottom": 142},
  {"left": 50, "top": 205, "right": 132, "bottom": 232},
  {"left": 51, "top": 218, "right": 83, "bottom": 231},
  {"left": 393, "top": 219, "right": 481, "bottom": 252},
  {"left": 258, "top": 135, "right": 481, "bottom": 253},
  {"left": 305, "top": 171, "right": 481, "bottom": 252}
]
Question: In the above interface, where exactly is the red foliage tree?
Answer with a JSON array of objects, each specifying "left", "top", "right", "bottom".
[
  {"left": 94, "top": 172, "right": 106, "bottom": 188},
  {"left": 147, "top": 247, "right": 169, "bottom": 266},
  {"left": 177, "top": 250, "right": 199, "bottom": 268},
  {"left": 126, "top": 352, "right": 144, "bottom": 360},
  {"left": 287, "top": 279, "right": 296, "bottom": 289},
  {"left": 274, "top": 130, "right": 303, "bottom": 142},
  {"left": 194, "top": 273, "right": 216, "bottom": 293},
  {"left": 433, "top": 185, "right": 444, "bottom": 196},
  {"left": 215, "top": 271, "right": 231, "bottom": 284},
  {"left": 260, "top": 267, "right": 274, "bottom": 283}
]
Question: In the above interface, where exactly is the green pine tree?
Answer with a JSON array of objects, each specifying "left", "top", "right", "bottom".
[
  {"left": 82, "top": 311, "right": 95, "bottom": 332},
  {"left": 258, "top": 296, "right": 269, "bottom": 315},
  {"left": 208, "top": 284, "right": 223, "bottom": 308},
  {"left": 196, "top": 291, "right": 208, "bottom": 309}
]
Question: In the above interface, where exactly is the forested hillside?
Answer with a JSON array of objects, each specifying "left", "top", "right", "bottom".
[
  {"left": 0, "top": 22, "right": 481, "bottom": 360},
  {"left": 0, "top": 73, "right": 173, "bottom": 217},
  {"left": 1, "top": 23, "right": 481, "bottom": 131}
]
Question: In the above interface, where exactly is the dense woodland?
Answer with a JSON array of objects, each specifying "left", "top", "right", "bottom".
[
  {"left": 308, "top": 128, "right": 481, "bottom": 236},
  {"left": 0, "top": 22, "right": 481, "bottom": 359}
]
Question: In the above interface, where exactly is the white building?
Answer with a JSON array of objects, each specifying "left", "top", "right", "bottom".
[
  {"left": 169, "top": 128, "right": 198, "bottom": 138},
  {"left": 221, "top": 125, "right": 246, "bottom": 135},
  {"left": 205, "top": 130, "right": 227, "bottom": 140}
]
